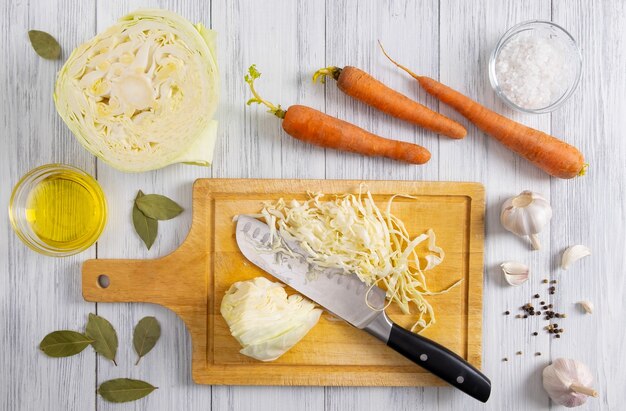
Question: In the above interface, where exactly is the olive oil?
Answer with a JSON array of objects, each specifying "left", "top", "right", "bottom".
[{"left": 25, "top": 170, "right": 105, "bottom": 251}]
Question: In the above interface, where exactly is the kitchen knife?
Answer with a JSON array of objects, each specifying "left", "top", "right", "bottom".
[{"left": 235, "top": 216, "right": 491, "bottom": 402}]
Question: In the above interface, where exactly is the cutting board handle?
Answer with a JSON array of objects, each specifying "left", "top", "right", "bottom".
[
  {"left": 82, "top": 252, "right": 207, "bottom": 314},
  {"left": 83, "top": 257, "right": 175, "bottom": 305}
]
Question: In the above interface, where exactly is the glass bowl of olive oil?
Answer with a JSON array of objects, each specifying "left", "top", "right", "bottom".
[{"left": 9, "top": 164, "right": 107, "bottom": 256}]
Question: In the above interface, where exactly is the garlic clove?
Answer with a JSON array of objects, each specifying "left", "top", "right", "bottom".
[
  {"left": 500, "top": 261, "right": 530, "bottom": 286},
  {"left": 578, "top": 300, "right": 594, "bottom": 314},
  {"left": 543, "top": 358, "right": 598, "bottom": 407},
  {"left": 561, "top": 245, "right": 591, "bottom": 270}
]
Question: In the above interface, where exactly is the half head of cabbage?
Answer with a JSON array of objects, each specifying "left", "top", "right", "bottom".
[
  {"left": 221, "top": 277, "right": 322, "bottom": 362},
  {"left": 54, "top": 9, "right": 219, "bottom": 172}
]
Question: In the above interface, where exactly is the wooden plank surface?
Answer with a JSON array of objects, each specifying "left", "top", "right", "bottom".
[
  {"left": 0, "top": 1, "right": 97, "bottom": 410},
  {"left": 1, "top": 0, "right": 624, "bottom": 410},
  {"left": 550, "top": 2, "right": 626, "bottom": 409},
  {"left": 323, "top": 2, "right": 442, "bottom": 407},
  {"left": 83, "top": 179, "right": 485, "bottom": 386},
  {"left": 92, "top": 2, "right": 215, "bottom": 411},
  {"left": 209, "top": 0, "right": 327, "bottom": 407},
  {"left": 437, "top": 1, "right": 553, "bottom": 410}
]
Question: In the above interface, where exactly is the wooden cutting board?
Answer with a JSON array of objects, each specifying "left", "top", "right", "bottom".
[{"left": 82, "top": 179, "right": 484, "bottom": 386}]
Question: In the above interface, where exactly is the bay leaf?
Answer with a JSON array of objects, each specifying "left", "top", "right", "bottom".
[
  {"left": 85, "top": 313, "right": 118, "bottom": 365},
  {"left": 39, "top": 330, "right": 93, "bottom": 357},
  {"left": 98, "top": 378, "right": 157, "bottom": 403},
  {"left": 133, "top": 190, "right": 158, "bottom": 250},
  {"left": 28, "top": 30, "right": 61, "bottom": 60},
  {"left": 135, "top": 194, "right": 183, "bottom": 220},
  {"left": 133, "top": 316, "right": 161, "bottom": 365}
]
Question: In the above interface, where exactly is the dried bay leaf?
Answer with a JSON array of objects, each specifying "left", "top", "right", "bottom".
[
  {"left": 133, "top": 190, "right": 158, "bottom": 249},
  {"left": 28, "top": 30, "right": 61, "bottom": 59},
  {"left": 98, "top": 378, "right": 157, "bottom": 403},
  {"left": 39, "top": 330, "right": 93, "bottom": 357},
  {"left": 135, "top": 194, "right": 183, "bottom": 220},
  {"left": 133, "top": 316, "right": 161, "bottom": 365},
  {"left": 85, "top": 313, "right": 118, "bottom": 365}
]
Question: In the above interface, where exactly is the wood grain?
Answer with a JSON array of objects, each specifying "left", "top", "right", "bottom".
[
  {"left": 83, "top": 179, "right": 485, "bottom": 386},
  {"left": 550, "top": 2, "right": 626, "bottom": 410},
  {"left": 0, "top": 1, "right": 97, "bottom": 410},
  {"left": 2, "top": 0, "right": 625, "bottom": 410},
  {"left": 209, "top": 0, "right": 328, "bottom": 406},
  {"left": 437, "top": 1, "right": 555, "bottom": 410},
  {"left": 92, "top": 3, "right": 216, "bottom": 411},
  {"left": 323, "top": 1, "right": 443, "bottom": 407}
]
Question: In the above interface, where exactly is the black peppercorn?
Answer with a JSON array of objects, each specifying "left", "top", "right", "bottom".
[
  {"left": 534, "top": 294, "right": 540, "bottom": 298},
  {"left": 505, "top": 311, "right": 510, "bottom": 315},
  {"left": 555, "top": 334, "right": 561, "bottom": 338},
  {"left": 533, "top": 332, "right": 538, "bottom": 336}
]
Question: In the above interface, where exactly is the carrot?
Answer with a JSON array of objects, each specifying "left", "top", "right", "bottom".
[
  {"left": 313, "top": 66, "right": 467, "bottom": 139},
  {"left": 245, "top": 65, "right": 431, "bottom": 165},
  {"left": 379, "top": 42, "right": 587, "bottom": 179}
]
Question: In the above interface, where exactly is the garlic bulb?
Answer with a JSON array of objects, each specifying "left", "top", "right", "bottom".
[
  {"left": 543, "top": 358, "right": 598, "bottom": 407},
  {"left": 500, "top": 261, "right": 530, "bottom": 286},
  {"left": 578, "top": 300, "right": 594, "bottom": 314},
  {"left": 561, "top": 245, "right": 591, "bottom": 270},
  {"left": 220, "top": 277, "right": 322, "bottom": 361},
  {"left": 500, "top": 191, "right": 552, "bottom": 250}
]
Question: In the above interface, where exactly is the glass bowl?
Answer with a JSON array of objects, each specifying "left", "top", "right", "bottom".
[
  {"left": 489, "top": 20, "right": 582, "bottom": 114},
  {"left": 9, "top": 164, "right": 107, "bottom": 257}
]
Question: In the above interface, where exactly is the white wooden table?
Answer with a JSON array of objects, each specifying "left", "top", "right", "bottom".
[{"left": 1, "top": 1, "right": 624, "bottom": 410}]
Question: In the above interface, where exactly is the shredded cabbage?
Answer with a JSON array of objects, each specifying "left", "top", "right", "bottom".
[
  {"left": 258, "top": 191, "right": 460, "bottom": 332},
  {"left": 220, "top": 277, "right": 322, "bottom": 361},
  {"left": 54, "top": 9, "right": 219, "bottom": 172}
]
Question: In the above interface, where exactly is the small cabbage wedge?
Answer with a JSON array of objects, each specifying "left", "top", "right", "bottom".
[
  {"left": 54, "top": 9, "right": 219, "bottom": 172},
  {"left": 220, "top": 277, "right": 322, "bottom": 362}
]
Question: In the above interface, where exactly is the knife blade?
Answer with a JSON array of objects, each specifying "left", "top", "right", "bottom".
[
  {"left": 235, "top": 215, "right": 491, "bottom": 402},
  {"left": 236, "top": 215, "right": 386, "bottom": 328}
]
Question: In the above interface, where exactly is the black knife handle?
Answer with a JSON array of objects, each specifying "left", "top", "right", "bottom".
[{"left": 387, "top": 322, "right": 491, "bottom": 402}]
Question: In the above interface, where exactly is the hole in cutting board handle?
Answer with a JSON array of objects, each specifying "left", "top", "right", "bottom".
[{"left": 97, "top": 274, "right": 110, "bottom": 289}]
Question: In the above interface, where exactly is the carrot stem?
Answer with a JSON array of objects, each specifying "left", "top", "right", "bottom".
[
  {"left": 244, "top": 65, "right": 286, "bottom": 119},
  {"left": 312, "top": 66, "right": 342, "bottom": 84}
]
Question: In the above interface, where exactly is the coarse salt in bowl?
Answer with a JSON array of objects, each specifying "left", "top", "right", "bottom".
[{"left": 489, "top": 20, "right": 582, "bottom": 114}]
